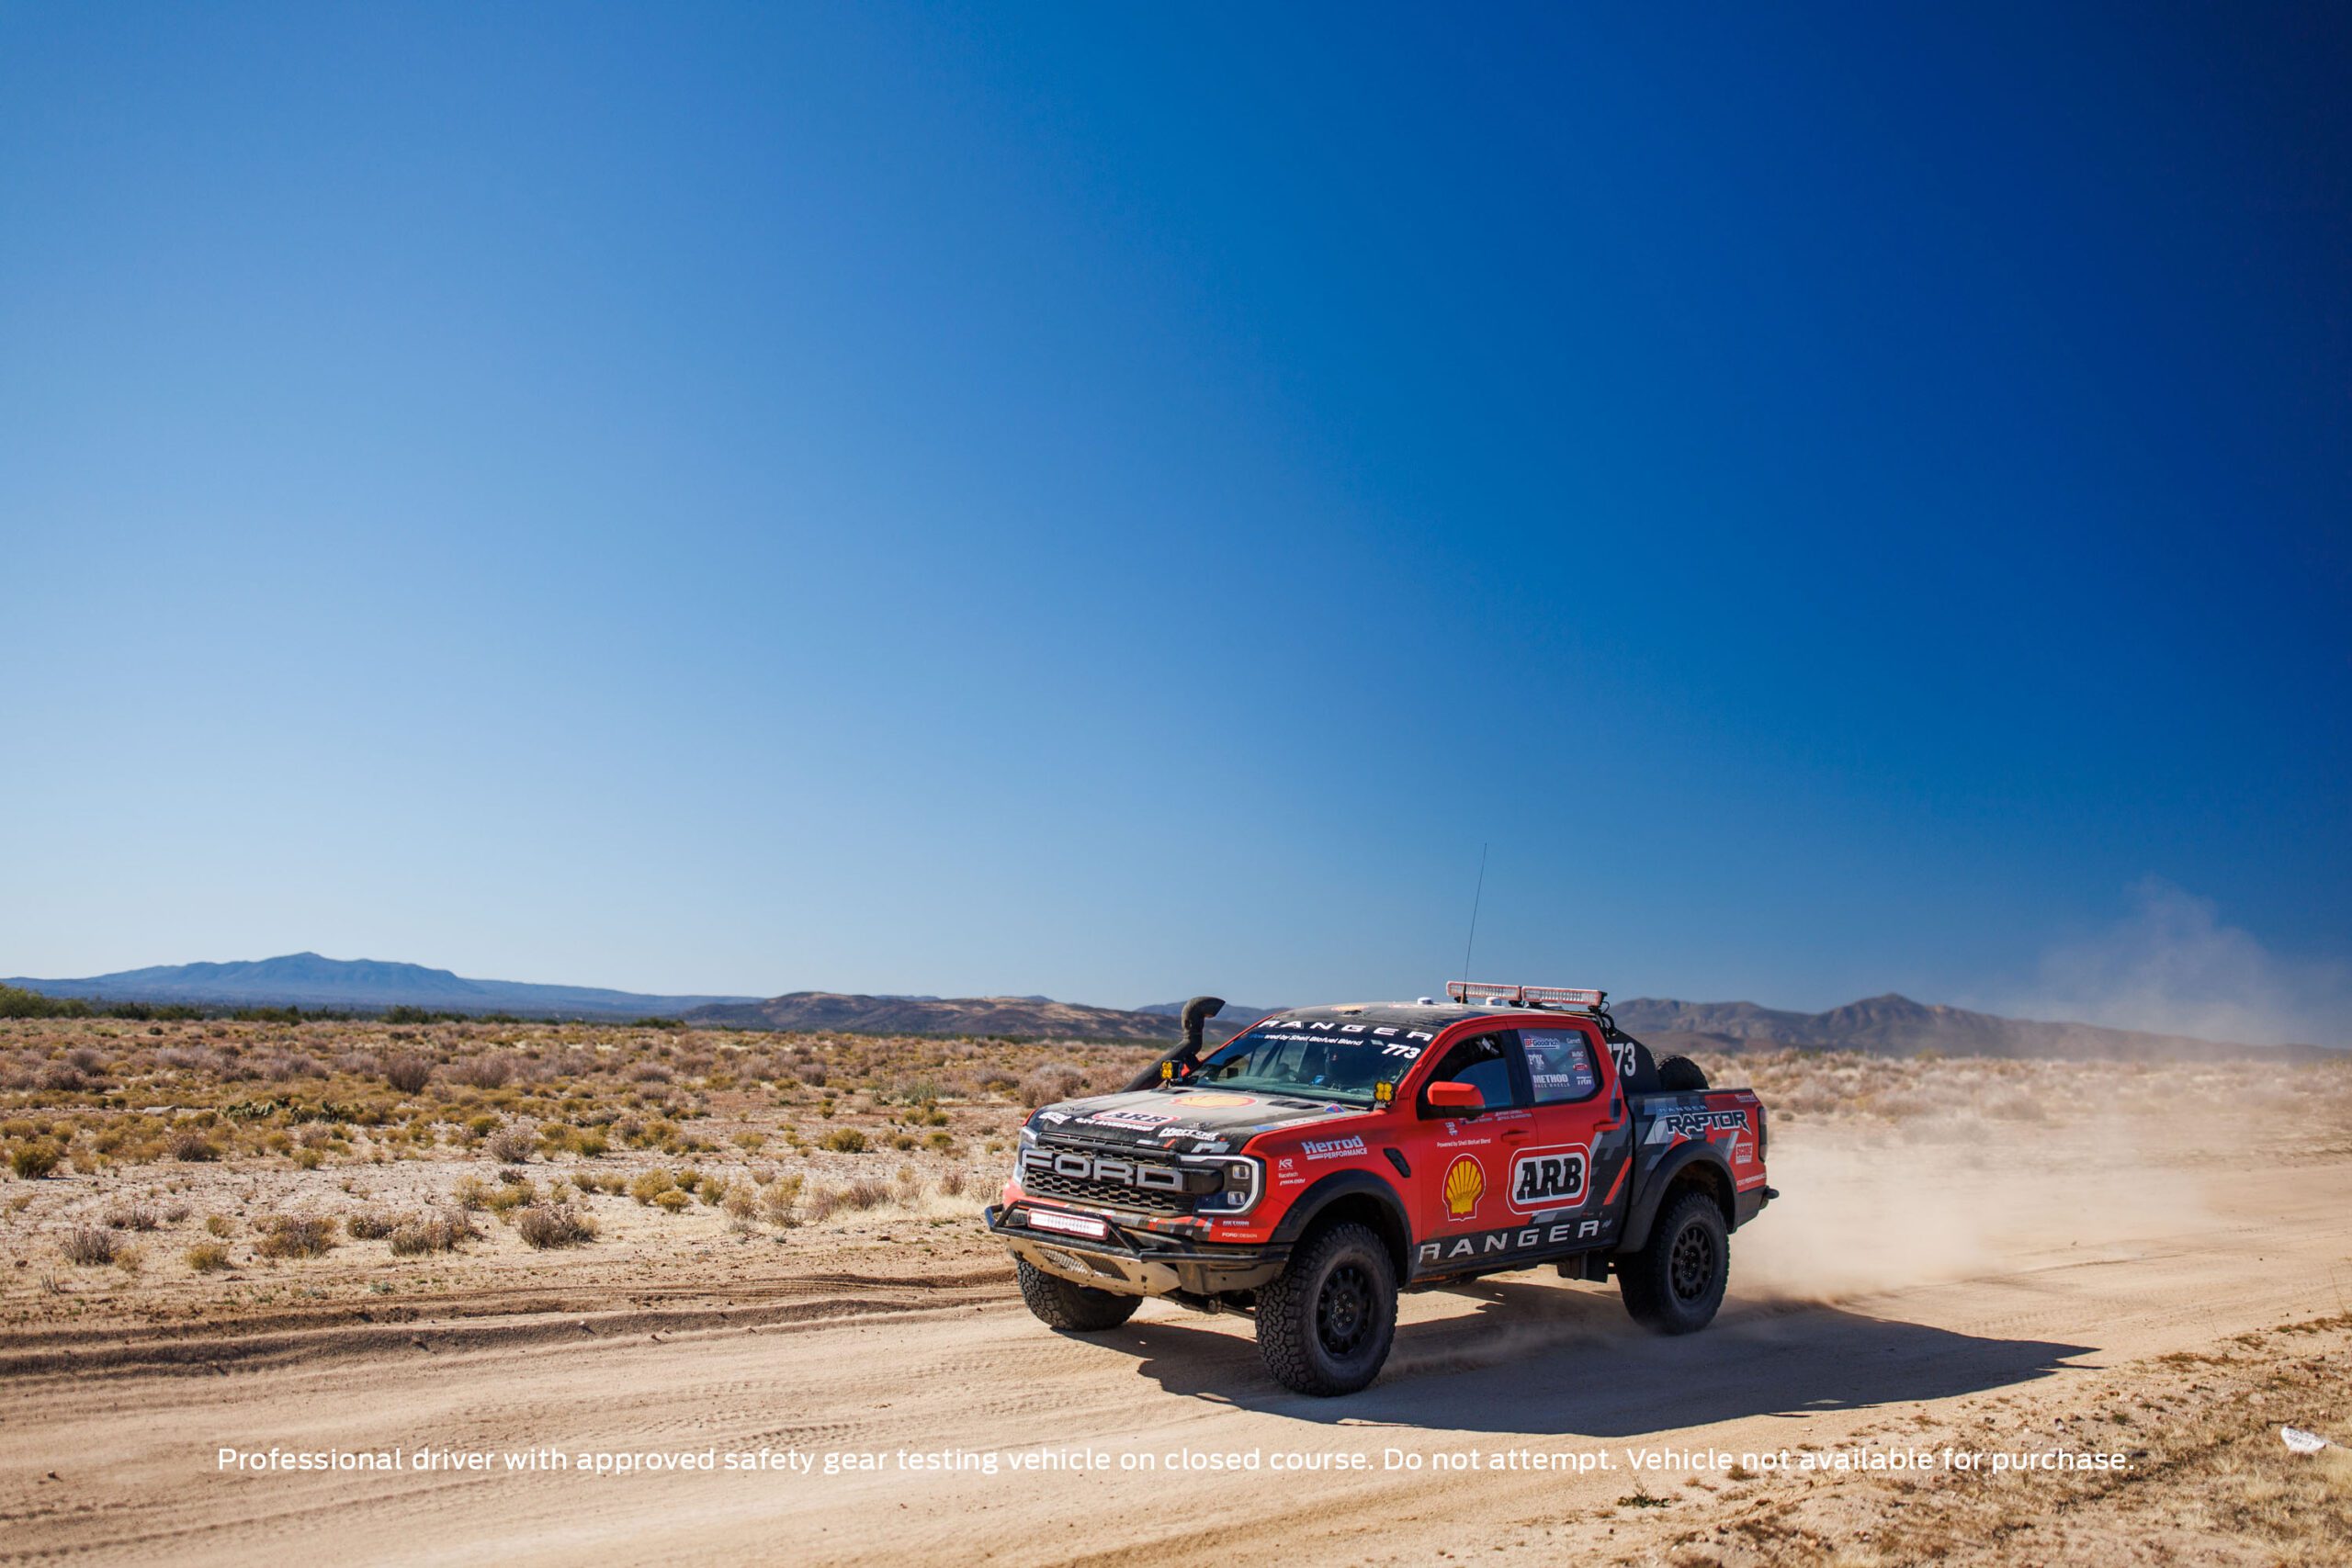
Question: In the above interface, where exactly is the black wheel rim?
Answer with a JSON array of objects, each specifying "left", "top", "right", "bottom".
[
  {"left": 1670, "top": 1222, "right": 1715, "bottom": 1302},
  {"left": 1316, "top": 1262, "right": 1374, "bottom": 1357}
]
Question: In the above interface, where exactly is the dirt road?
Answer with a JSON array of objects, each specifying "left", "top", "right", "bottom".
[{"left": 6, "top": 1149, "right": 2349, "bottom": 1567}]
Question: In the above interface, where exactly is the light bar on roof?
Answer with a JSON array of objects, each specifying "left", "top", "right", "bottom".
[{"left": 1446, "top": 981, "right": 1607, "bottom": 1009}]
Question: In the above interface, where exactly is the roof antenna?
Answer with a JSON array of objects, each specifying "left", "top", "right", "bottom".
[{"left": 1459, "top": 842, "right": 1488, "bottom": 990}]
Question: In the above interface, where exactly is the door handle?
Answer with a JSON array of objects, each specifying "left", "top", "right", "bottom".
[{"left": 1502, "top": 1127, "right": 1530, "bottom": 1140}]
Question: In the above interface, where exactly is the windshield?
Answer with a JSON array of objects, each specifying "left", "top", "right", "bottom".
[{"left": 1183, "top": 1021, "right": 1429, "bottom": 1104}]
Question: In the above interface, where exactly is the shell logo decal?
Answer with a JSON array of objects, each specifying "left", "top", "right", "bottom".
[{"left": 1442, "top": 1155, "right": 1486, "bottom": 1221}]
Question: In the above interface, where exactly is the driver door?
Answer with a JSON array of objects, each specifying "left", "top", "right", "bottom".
[{"left": 1412, "top": 1031, "right": 1527, "bottom": 1243}]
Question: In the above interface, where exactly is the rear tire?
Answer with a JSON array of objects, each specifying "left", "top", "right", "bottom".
[
  {"left": 1618, "top": 1188, "right": 1728, "bottom": 1335},
  {"left": 1256, "top": 1222, "right": 1397, "bottom": 1396},
  {"left": 1015, "top": 1258, "right": 1140, "bottom": 1331}
]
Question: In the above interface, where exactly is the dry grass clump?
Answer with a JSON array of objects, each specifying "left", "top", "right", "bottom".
[
  {"left": 344, "top": 1211, "right": 401, "bottom": 1240},
  {"left": 514, "top": 1204, "right": 598, "bottom": 1249},
  {"left": 384, "top": 1055, "right": 434, "bottom": 1093},
  {"left": 445, "top": 1054, "right": 514, "bottom": 1089},
  {"left": 9, "top": 1143, "right": 61, "bottom": 1179},
  {"left": 484, "top": 1123, "right": 537, "bottom": 1165},
  {"left": 254, "top": 1214, "right": 338, "bottom": 1258},
  {"left": 166, "top": 1129, "right": 221, "bottom": 1162},
  {"left": 388, "top": 1209, "right": 480, "bottom": 1256},
  {"left": 186, "top": 1240, "right": 232, "bottom": 1272},
  {"left": 61, "top": 1226, "right": 118, "bottom": 1266},
  {"left": 105, "top": 1202, "right": 163, "bottom": 1231},
  {"left": 819, "top": 1127, "right": 868, "bottom": 1154}
]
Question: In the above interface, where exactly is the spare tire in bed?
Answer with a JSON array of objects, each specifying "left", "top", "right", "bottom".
[{"left": 1656, "top": 1055, "right": 1710, "bottom": 1091}]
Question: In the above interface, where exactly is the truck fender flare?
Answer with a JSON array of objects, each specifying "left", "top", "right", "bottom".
[
  {"left": 1614, "top": 1141, "right": 1736, "bottom": 1255},
  {"left": 1265, "top": 1168, "right": 1413, "bottom": 1272}
]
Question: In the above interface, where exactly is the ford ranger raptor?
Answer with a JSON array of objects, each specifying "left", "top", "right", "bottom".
[{"left": 986, "top": 984, "right": 1775, "bottom": 1395}]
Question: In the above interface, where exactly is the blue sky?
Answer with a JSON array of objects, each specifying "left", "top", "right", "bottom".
[{"left": 3, "top": 5, "right": 2346, "bottom": 1041}]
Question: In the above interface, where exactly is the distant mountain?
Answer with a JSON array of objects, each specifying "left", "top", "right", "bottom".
[
  {"left": 682, "top": 991, "right": 1233, "bottom": 1042},
  {"left": 1611, "top": 992, "right": 2328, "bottom": 1061},
  {"left": 6, "top": 955, "right": 2324, "bottom": 1056},
  {"left": 1136, "top": 1000, "right": 1283, "bottom": 1025},
  {"left": 3, "top": 953, "right": 753, "bottom": 1021}
]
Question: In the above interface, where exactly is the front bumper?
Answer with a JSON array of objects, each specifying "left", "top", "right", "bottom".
[{"left": 986, "top": 1202, "right": 1290, "bottom": 1298}]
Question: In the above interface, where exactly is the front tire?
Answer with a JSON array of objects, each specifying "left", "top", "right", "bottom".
[
  {"left": 1255, "top": 1223, "right": 1397, "bottom": 1396},
  {"left": 1618, "top": 1188, "right": 1728, "bottom": 1334},
  {"left": 1016, "top": 1258, "right": 1140, "bottom": 1331}
]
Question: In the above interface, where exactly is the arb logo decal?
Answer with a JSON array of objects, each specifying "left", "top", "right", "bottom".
[
  {"left": 1442, "top": 1155, "right": 1486, "bottom": 1221},
  {"left": 1508, "top": 1146, "right": 1589, "bottom": 1212}
]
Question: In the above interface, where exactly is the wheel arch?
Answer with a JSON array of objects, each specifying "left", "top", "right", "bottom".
[
  {"left": 1266, "top": 1169, "right": 1412, "bottom": 1282},
  {"left": 1615, "top": 1144, "right": 1736, "bottom": 1254}
]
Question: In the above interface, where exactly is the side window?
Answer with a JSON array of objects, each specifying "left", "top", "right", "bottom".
[
  {"left": 1421, "top": 1032, "right": 1518, "bottom": 1111},
  {"left": 1522, "top": 1028, "right": 1600, "bottom": 1105}
]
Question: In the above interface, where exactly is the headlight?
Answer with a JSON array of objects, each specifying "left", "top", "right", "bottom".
[
  {"left": 1018, "top": 1123, "right": 1037, "bottom": 1148},
  {"left": 1194, "top": 1156, "right": 1262, "bottom": 1216}
]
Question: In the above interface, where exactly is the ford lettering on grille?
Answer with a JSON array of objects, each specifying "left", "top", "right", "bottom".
[{"left": 1025, "top": 1147, "right": 1188, "bottom": 1192}]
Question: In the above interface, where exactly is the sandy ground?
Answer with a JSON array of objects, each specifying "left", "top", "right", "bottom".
[{"left": 5, "top": 1054, "right": 2351, "bottom": 1565}]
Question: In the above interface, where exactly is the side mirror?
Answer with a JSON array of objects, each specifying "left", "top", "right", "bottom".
[{"left": 1423, "top": 1080, "right": 1485, "bottom": 1117}]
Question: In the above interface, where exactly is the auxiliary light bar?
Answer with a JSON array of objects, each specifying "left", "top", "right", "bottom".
[{"left": 1445, "top": 981, "right": 1607, "bottom": 1010}]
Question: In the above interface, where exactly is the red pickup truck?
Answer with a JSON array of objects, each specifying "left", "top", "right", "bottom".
[{"left": 986, "top": 984, "right": 1775, "bottom": 1394}]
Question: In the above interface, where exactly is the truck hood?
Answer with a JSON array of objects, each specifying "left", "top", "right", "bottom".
[{"left": 1026, "top": 1087, "right": 1371, "bottom": 1158}]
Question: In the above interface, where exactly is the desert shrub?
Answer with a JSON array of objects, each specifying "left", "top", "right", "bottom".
[
  {"left": 390, "top": 1210, "right": 479, "bottom": 1255},
  {"left": 254, "top": 1214, "right": 339, "bottom": 1258},
  {"left": 820, "top": 1128, "right": 868, "bottom": 1155},
  {"left": 939, "top": 1168, "right": 967, "bottom": 1198},
  {"left": 105, "top": 1203, "right": 161, "bottom": 1231},
  {"left": 451, "top": 1176, "right": 493, "bottom": 1210},
  {"left": 447, "top": 1055, "right": 514, "bottom": 1089},
  {"left": 484, "top": 1124, "right": 537, "bottom": 1165},
  {"left": 801, "top": 1186, "right": 840, "bottom": 1223},
  {"left": 62, "top": 1226, "right": 118, "bottom": 1265},
  {"left": 9, "top": 1144, "right": 60, "bottom": 1180},
  {"left": 571, "top": 1129, "right": 608, "bottom": 1158},
  {"left": 842, "top": 1178, "right": 890, "bottom": 1212},
  {"left": 167, "top": 1130, "right": 221, "bottom": 1162},
  {"left": 695, "top": 1174, "right": 727, "bottom": 1206},
  {"left": 628, "top": 1170, "right": 675, "bottom": 1205},
  {"left": 1018, "top": 1066, "right": 1085, "bottom": 1109},
  {"left": 186, "top": 1241, "right": 232, "bottom": 1271},
  {"left": 722, "top": 1182, "right": 759, "bottom": 1221},
  {"left": 482, "top": 1180, "right": 536, "bottom": 1216},
  {"left": 650, "top": 1188, "right": 691, "bottom": 1213},
  {"left": 385, "top": 1056, "right": 434, "bottom": 1093},
  {"left": 515, "top": 1204, "right": 598, "bottom": 1249},
  {"left": 204, "top": 1213, "right": 233, "bottom": 1237},
  {"left": 345, "top": 1211, "right": 401, "bottom": 1240}
]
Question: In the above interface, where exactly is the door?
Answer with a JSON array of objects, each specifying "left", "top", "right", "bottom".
[
  {"left": 1409, "top": 1029, "right": 1528, "bottom": 1247},
  {"left": 1510, "top": 1022, "right": 1628, "bottom": 1248}
]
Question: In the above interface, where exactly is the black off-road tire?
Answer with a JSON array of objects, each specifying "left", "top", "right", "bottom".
[
  {"left": 1255, "top": 1222, "right": 1397, "bottom": 1396},
  {"left": 1015, "top": 1258, "right": 1140, "bottom": 1331},
  {"left": 1656, "top": 1055, "right": 1711, "bottom": 1091},
  {"left": 1618, "top": 1188, "right": 1729, "bottom": 1335}
]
